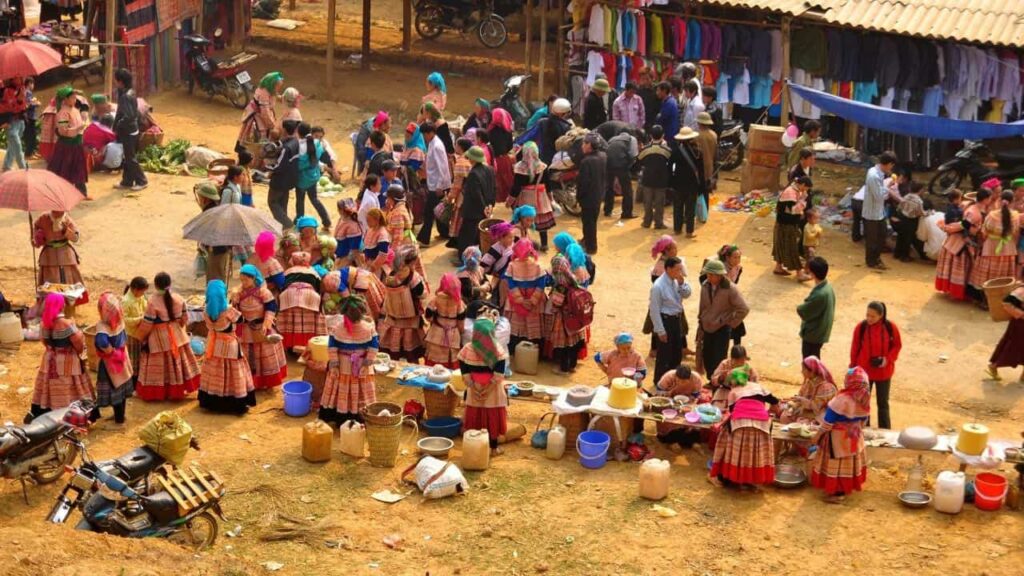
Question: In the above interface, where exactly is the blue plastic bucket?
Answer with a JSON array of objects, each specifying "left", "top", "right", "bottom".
[
  {"left": 576, "top": 430, "right": 611, "bottom": 469},
  {"left": 282, "top": 380, "right": 313, "bottom": 417}
]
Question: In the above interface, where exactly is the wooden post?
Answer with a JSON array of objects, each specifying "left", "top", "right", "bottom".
[
  {"left": 232, "top": 0, "right": 244, "bottom": 49},
  {"left": 326, "top": 0, "right": 336, "bottom": 89},
  {"left": 538, "top": 1, "right": 547, "bottom": 99},
  {"left": 780, "top": 17, "right": 792, "bottom": 127},
  {"left": 289, "top": 0, "right": 296, "bottom": 10},
  {"left": 103, "top": 0, "right": 116, "bottom": 97},
  {"left": 555, "top": 0, "right": 565, "bottom": 95},
  {"left": 402, "top": 0, "right": 412, "bottom": 52},
  {"left": 524, "top": 1, "right": 533, "bottom": 101},
  {"left": 361, "top": 0, "right": 371, "bottom": 70}
]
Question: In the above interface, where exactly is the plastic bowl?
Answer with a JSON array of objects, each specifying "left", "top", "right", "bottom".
[
  {"left": 421, "top": 417, "right": 462, "bottom": 439},
  {"left": 417, "top": 436, "right": 455, "bottom": 459},
  {"left": 684, "top": 411, "right": 701, "bottom": 423}
]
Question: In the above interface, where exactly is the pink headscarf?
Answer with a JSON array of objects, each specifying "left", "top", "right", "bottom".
[
  {"left": 98, "top": 291, "right": 123, "bottom": 332},
  {"left": 981, "top": 177, "right": 1002, "bottom": 191},
  {"left": 489, "top": 108, "right": 513, "bottom": 133},
  {"left": 255, "top": 231, "right": 277, "bottom": 263},
  {"left": 801, "top": 355, "right": 834, "bottom": 386},
  {"left": 373, "top": 111, "right": 390, "bottom": 130},
  {"left": 489, "top": 221, "right": 513, "bottom": 242},
  {"left": 438, "top": 272, "right": 461, "bottom": 305},
  {"left": 650, "top": 235, "right": 675, "bottom": 259},
  {"left": 512, "top": 238, "right": 537, "bottom": 261},
  {"left": 41, "top": 293, "right": 66, "bottom": 329}
]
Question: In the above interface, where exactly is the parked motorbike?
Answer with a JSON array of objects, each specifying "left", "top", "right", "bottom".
[
  {"left": 414, "top": 0, "right": 509, "bottom": 49},
  {"left": 928, "top": 140, "right": 1024, "bottom": 196},
  {"left": 48, "top": 435, "right": 224, "bottom": 551},
  {"left": 717, "top": 119, "right": 746, "bottom": 172},
  {"left": 183, "top": 32, "right": 257, "bottom": 110},
  {"left": 490, "top": 75, "right": 543, "bottom": 132},
  {"left": 548, "top": 167, "right": 582, "bottom": 217},
  {"left": 0, "top": 401, "right": 91, "bottom": 503}
]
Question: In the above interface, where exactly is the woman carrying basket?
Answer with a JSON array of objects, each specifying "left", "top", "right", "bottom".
[
  {"left": 318, "top": 296, "right": 379, "bottom": 426},
  {"left": 238, "top": 72, "right": 283, "bottom": 146}
]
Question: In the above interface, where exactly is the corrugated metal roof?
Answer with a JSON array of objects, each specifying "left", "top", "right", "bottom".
[{"left": 695, "top": 0, "right": 1024, "bottom": 47}]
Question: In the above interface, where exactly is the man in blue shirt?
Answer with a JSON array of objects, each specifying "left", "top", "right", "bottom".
[
  {"left": 862, "top": 151, "right": 898, "bottom": 270},
  {"left": 649, "top": 256, "right": 692, "bottom": 381},
  {"left": 654, "top": 82, "right": 679, "bottom": 142}
]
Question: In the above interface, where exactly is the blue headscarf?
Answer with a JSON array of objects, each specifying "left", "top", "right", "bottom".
[
  {"left": 553, "top": 231, "right": 575, "bottom": 254},
  {"left": 205, "top": 280, "right": 228, "bottom": 321},
  {"left": 405, "top": 125, "right": 426, "bottom": 153},
  {"left": 427, "top": 72, "right": 447, "bottom": 94},
  {"left": 240, "top": 264, "right": 265, "bottom": 287},
  {"left": 313, "top": 264, "right": 329, "bottom": 278},
  {"left": 338, "top": 267, "right": 351, "bottom": 293},
  {"left": 296, "top": 216, "right": 319, "bottom": 230},
  {"left": 459, "top": 246, "right": 481, "bottom": 272},
  {"left": 565, "top": 242, "right": 587, "bottom": 270},
  {"left": 614, "top": 332, "right": 634, "bottom": 346},
  {"left": 511, "top": 205, "right": 537, "bottom": 225}
]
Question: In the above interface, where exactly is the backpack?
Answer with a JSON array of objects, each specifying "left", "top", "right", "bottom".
[{"left": 564, "top": 286, "right": 595, "bottom": 333}]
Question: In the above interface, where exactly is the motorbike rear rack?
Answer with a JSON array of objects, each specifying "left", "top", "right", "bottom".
[
  {"left": 155, "top": 465, "right": 226, "bottom": 516},
  {"left": 218, "top": 53, "right": 258, "bottom": 69}
]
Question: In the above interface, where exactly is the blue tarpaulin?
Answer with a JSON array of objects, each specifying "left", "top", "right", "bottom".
[{"left": 788, "top": 82, "right": 1024, "bottom": 141}]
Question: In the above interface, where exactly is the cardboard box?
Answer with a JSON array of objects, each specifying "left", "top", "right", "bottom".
[
  {"left": 748, "top": 124, "right": 787, "bottom": 154},
  {"left": 748, "top": 150, "right": 782, "bottom": 168},
  {"left": 741, "top": 162, "right": 782, "bottom": 195}
]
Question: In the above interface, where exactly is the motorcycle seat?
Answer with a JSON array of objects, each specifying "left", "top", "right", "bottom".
[
  {"left": 115, "top": 446, "right": 166, "bottom": 482},
  {"left": 142, "top": 491, "right": 181, "bottom": 524},
  {"left": 993, "top": 149, "right": 1024, "bottom": 164},
  {"left": 20, "top": 410, "right": 66, "bottom": 446}
]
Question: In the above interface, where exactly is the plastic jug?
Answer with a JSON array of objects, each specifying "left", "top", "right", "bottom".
[
  {"left": 462, "top": 429, "right": 490, "bottom": 471},
  {"left": 513, "top": 341, "right": 539, "bottom": 375},
  {"left": 934, "top": 470, "right": 966, "bottom": 514},
  {"left": 0, "top": 313, "right": 23, "bottom": 345},
  {"left": 302, "top": 419, "right": 333, "bottom": 463},
  {"left": 545, "top": 425, "right": 566, "bottom": 460},
  {"left": 904, "top": 455, "right": 924, "bottom": 493},
  {"left": 339, "top": 420, "right": 366, "bottom": 458},
  {"left": 639, "top": 458, "right": 671, "bottom": 500}
]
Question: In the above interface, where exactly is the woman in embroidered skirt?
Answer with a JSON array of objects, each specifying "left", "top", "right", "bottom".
[
  {"left": 249, "top": 231, "right": 286, "bottom": 294},
  {"left": 505, "top": 239, "right": 548, "bottom": 354},
  {"left": 459, "top": 318, "right": 509, "bottom": 456},
  {"left": 89, "top": 292, "right": 133, "bottom": 424},
  {"left": 970, "top": 190, "right": 1022, "bottom": 305},
  {"left": 987, "top": 285, "right": 1024, "bottom": 382},
  {"left": 594, "top": 332, "right": 648, "bottom": 383},
  {"left": 28, "top": 293, "right": 93, "bottom": 422},
  {"left": 296, "top": 216, "right": 325, "bottom": 267},
  {"left": 385, "top": 185, "right": 414, "bottom": 249},
  {"left": 781, "top": 355, "right": 837, "bottom": 424},
  {"left": 772, "top": 177, "right": 810, "bottom": 280},
  {"left": 811, "top": 367, "right": 871, "bottom": 503},
  {"left": 47, "top": 86, "right": 89, "bottom": 198},
  {"left": 709, "top": 345, "right": 760, "bottom": 409},
  {"left": 935, "top": 189, "right": 987, "bottom": 301},
  {"left": 278, "top": 252, "right": 326, "bottom": 351},
  {"left": 362, "top": 208, "right": 391, "bottom": 280},
  {"left": 239, "top": 72, "right": 282, "bottom": 144},
  {"left": 423, "top": 72, "right": 447, "bottom": 112},
  {"left": 334, "top": 198, "right": 363, "bottom": 269},
  {"left": 378, "top": 246, "right": 427, "bottom": 362},
  {"left": 32, "top": 210, "right": 88, "bottom": 304},
  {"left": 319, "top": 296, "right": 379, "bottom": 425},
  {"left": 198, "top": 280, "right": 256, "bottom": 414},
  {"left": 457, "top": 246, "right": 491, "bottom": 302},
  {"left": 122, "top": 276, "right": 148, "bottom": 383},
  {"left": 545, "top": 235, "right": 588, "bottom": 374},
  {"left": 135, "top": 273, "right": 200, "bottom": 401},
  {"left": 489, "top": 108, "right": 515, "bottom": 203},
  {"left": 482, "top": 221, "right": 515, "bottom": 309},
  {"left": 709, "top": 366, "right": 778, "bottom": 490},
  {"left": 447, "top": 138, "right": 474, "bottom": 246},
  {"left": 510, "top": 142, "right": 554, "bottom": 251},
  {"left": 511, "top": 205, "right": 538, "bottom": 248},
  {"left": 424, "top": 273, "right": 467, "bottom": 368},
  {"left": 234, "top": 265, "right": 288, "bottom": 389}
]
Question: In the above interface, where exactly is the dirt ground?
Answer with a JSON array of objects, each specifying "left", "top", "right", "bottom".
[{"left": 1, "top": 18, "right": 1024, "bottom": 576}]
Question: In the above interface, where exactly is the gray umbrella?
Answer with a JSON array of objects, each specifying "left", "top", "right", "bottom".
[{"left": 182, "top": 204, "right": 283, "bottom": 246}]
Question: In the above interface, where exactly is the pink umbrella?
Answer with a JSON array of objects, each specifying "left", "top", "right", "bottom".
[{"left": 0, "top": 40, "right": 64, "bottom": 81}]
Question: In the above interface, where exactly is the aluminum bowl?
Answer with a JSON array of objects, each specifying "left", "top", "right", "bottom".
[
  {"left": 898, "top": 491, "right": 932, "bottom": 509},
  {"left": 773, "top": 463, "right": 808, "bottom": 489},
  {"left": 417, "top": 436, "right": 455, "bottom": 459}
]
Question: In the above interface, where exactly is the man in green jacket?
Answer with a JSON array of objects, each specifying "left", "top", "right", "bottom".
[
  {"left": 785, "top": 119, "right": 821, "bottom": 172},
  {"left": 797, "top": 257, "right": 835, "bottom": 359}
]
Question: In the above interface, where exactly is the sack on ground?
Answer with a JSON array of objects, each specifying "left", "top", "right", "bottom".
[
  {"left": 697, "top": 195, "right": 709, "bottom": 223},
  {"left": 138, "top": 411, "right": 193, "bottom": 466},
  {"left": 412, "top": 456, "right": 468, "bottom": 499},
  {"left": 185, "top": 146, "right": 225, "bottom": 170}
]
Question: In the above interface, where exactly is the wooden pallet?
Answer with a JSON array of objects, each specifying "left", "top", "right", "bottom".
[{"left": 155, "top": 465, "right": 226, "bottom": 516}]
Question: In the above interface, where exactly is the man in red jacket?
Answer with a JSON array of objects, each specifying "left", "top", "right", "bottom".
[{"left": 849, "top": 301, "right": 902, "bottom": 429}]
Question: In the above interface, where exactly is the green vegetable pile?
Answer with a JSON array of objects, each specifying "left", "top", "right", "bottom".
[{"left": 139, "top": 138, "right": 191, "bottom": 174}]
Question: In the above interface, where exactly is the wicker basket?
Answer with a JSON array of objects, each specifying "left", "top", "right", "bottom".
[
  {"left": 478, "top": 218, "right": 504, "bottom": 253},
  {"left": 365, "top": 416, "right": 417, "bottom": 468},
  {"left": 361, "top": 402, "right": 404, "bottom": 426},
  {"left": 82, "top": 324, "right": 99, "bottom": 373},
  {"left": 139, "top": 129, "right": 165, "bottom": 149},
  {"left": 422, "top": 388, "right": 458, "bottom": 419},
  {"left": 558, "top": 412, "right": 590, "bottom": 446}
]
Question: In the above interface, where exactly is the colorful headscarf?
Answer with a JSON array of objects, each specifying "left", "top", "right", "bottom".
[
  {"left": 90, "top": 93, "right": 108, "bottom": 105},
  {"left": 727, "top": 366, "right": 751, "bottom": 387},
  {"left": 801, "top": 355, "right": 835, "bottom": 386},
  {"left": 427, "top": 72, "right": 447, "bottom": 94},
  {"left": 41, "top": 293, "right": 65, "bottom": 329},
  {"left": 338, "top": 197, "right": 357, "bottom": 218},
  {"left": 373, "top": 110, "right": 390, "bottom": 130},
  {"left": 511, "top": 205, "right": 536, "bottom": 224},
  {"left": 395, "top": 244, "right": 420, "bottom": 268},
  {"left": 55, "top": 85, "right": 75, "bottom": 102},
  {"left": 831, "top": 367, "right": 872, "bottom": 419},
  {"left": 467, "top": 318, "right": 507, "bottom": 368},
  {"left": 240, "top": 264, "right": 265, "bottom": 287},
  {"left": 718, "top": 244, "right": 740, "bottom": 262},
  {"left": 614, "top": 332, "right": 633, "bottom": 346},
  {"left": 459, "top": 246, "right": 481, "bottom": 272},
  {"left": 564, "top": 242, "right": 587, "bottom": 270},
  {"left": 205, "top": 280, "right": 228, "bottom": 321},
  {"left": 254, "top": 231, "right": 277, "bottom": 263},
  {"left": 981, "top": 177, "right": 1002, "bottom": 191},
  {"left": 422, "top": 102, "right": 442, "bottom": 121},
  {"left": 439, "top": 272, "right": 462, "bottom": 304},
  {"left": 405, "top": 123, "right": 426, "bottom": 152},
  {"left": 290, "top": 251, "right": 312, "bottom": 267},
  {"left": 553, "top": 231, "right": 575, "bottom": 254},
  {"left": 651, "top": 235, "right": 675, "bottom": 259},
  {"left": 489, "top": 108, "right": 513, "bottom": 132},
  {"left": 489, "top": 221, "right": 514, "bottom": 241},
  {"left": 1011, "top": 177, "right": 1024, "bottom": 189},
  {"left": 514, "top": 141, "right": 546, "bottom": 176},
  {"left": 512, "top": 237, "right": 537, "bottom": 261},
  {"left": 259, "top": 72, "right": 283, "bottom": 92},
  {"left": 98, "top": 291, "right": 123, "bottom": 332},
  {"left": 282, "top": 87, "right": 301, "bottom": 106},
  {"left": 474, "top": 97, "right": 491, "bottom": 110},
  {"left": 296, "top": 216, "right": 319, "bottom": 230}
]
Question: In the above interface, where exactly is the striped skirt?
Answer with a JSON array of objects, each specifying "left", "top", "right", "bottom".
[
  {"left": 544, "top": 310, "right": 585, "bottom": 349},
  {"left": 378, "top": 318, "right": 425, "bottom": 361},
  {"left": 969, "top": 254, "right": 1018, "bottom": 289},
  {"left": 278, "top": 308, "right": 326, "bottom": 349},
  {"left": 136, "top": 345, "right": 201, "bottom": 401},
  {"left": 33, "top": 350, "right": 94, "bottom": 410},
  {"left": 935, "top": 245, "right": 972, "bottom": 300},
  {"left": 127, "top": 336, "right": 143, "bottom": 379},
  {"left": 509, "top": 309, "right": 544, "bottom": 340},
  {"left": 242, "top": 341, "right": 289, "bottom": 389},
  {"left": 811, "top": 433, "right": 868, "bottom": 495},
  {"left": 95, "top": 363, "right": 134, "bottom": 407},
  {"left": 709, "top": 424, "right": 775, "bottom": 485},
  {"left": 319, "top": 370, "right": 376, "bottom": 417}
]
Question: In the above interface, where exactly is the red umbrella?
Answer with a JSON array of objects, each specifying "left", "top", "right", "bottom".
[{"left": 0, "top": 40, "right": 64, "bottom": 81}]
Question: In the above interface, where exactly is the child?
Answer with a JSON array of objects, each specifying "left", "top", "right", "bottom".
[
  {"left": 943, "top": 189, "right": 965, "bottom": 239},
  {"left": 594, "top": 332, "right": 648, "bottom": 383},
  {"left": 222, "top": 165, "right": 244, "bottom": 205},
  {"left": 362, "top": 207, "right": 391, "bottom": 278},
  {"left": 237, "top": 150, "right": 254, "bottom": 206},
  {"left": 334, "top": 198, "right": 363, "bottom": 268},
  {"left": 893, "top": 182, "right": 927, "bottom": 262},
  {"left": 802, "top": 208, "right": 823, "bottom": 281},
  {"left": 91, "top": 291, "right": 134, "bottom": 424},
  {"left": 357, "top": 173, "right": 381, "bottom": 230},
  {"left": 653, "top": 365, "right": 706, "bottom": 449}
]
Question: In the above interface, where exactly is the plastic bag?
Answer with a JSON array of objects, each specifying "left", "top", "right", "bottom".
[
  {"left": 697, "top": 195, "right": 709, "bottom": 223},
  {"left": 408, "top": 456, "right": 468, "bottom": 500},
  {"left": 193, "top": 250, "right": 208, "bottom": 279},
  {"left": 138, "top": 411, "right": 193, "bottom": 466}
]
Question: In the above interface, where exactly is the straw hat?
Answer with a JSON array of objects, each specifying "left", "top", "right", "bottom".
[
  {"left": 701, "top": 258, "right": 727, "bottom": 276},
  {"left": 465, "top": 146, "right": 486, "bottom": 164},
  {"left": 697, "top": 112, "right": 714, "bottom": 126},
  {"left": 674, "top": 126, "right": 699, "bottom": 141},
  {"left": 592, "top": 78, "right": 611, "bottom": 94}
]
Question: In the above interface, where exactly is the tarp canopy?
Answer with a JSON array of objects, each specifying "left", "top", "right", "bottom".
[{"left": 788, "top": 82, "right": 1024, "bottom": 141}]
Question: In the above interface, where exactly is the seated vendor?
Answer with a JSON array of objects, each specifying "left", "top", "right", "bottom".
[
  {"left": 780, "top": 355, "right": 837, "bottom": 424},
  {"left": 594, "top": 332, "right": 647, "bottom": 383},
  {"left": 709, "top": 345, "right": 759, "bottom": 409},
  {"left": 654, "top": 365, "right": 706, "bottom": 449}
]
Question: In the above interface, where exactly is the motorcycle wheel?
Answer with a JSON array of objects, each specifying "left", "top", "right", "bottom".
[
  {"left": 169, "top": 511, "right": 218, "bottom": 551},
  {"left": 415, "top": 7, "right": 445, "bottom": 40},
  {"left": 477, "top": 17, "right": 508, "bottom": 49},
  {"left": 31, "top": 437, "right": 78, "bottom": 484},
  {"left": 719, "top": 142, "right": 745, "bottom": 172},
  {"left": 928, "top": 168, "right": 964, "bottom": 197},
  {"left": 555, "top": 182, "right": 582, "bottom": 217},
  {"left": 224, "top": 79, "right": 250, "bottom": 110}
]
